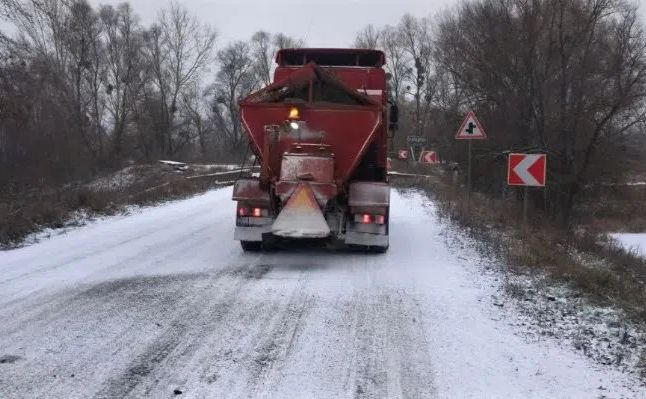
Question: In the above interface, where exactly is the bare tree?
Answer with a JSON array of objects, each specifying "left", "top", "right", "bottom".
[
  {"left": 354, "top": 24, "right": 380, "bottom": 49},
  {"left": 379, "top": 24, "right": 411, "bottom": 105},
  {"left": 272, "top": 32, "right": 303, "bottom": 50},
  {"left": 397, "top": 14, "right": 433, "bottom": 138},
  {"left": 250, "top": 30, "right": 305, "bottom": 86},
  {"left": 63, "top": 1, "right": 104, "bottom": 161},
  {"left": 210, "top": 41, "right": 258, "bottom": 152},
  {"left": 180, "top": 81, "right": 211, "bottom": 158},
  {"left": 250, "top": 30, "right": 273, "bottom": 86},
  {"left": 100, "top": 3, "right": 146, "bottom": 158},
  {"left": 146, "top": 1, "right": 216, "bottom": 157}
]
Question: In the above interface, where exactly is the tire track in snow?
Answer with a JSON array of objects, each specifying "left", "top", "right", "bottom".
[
  {"left": 0, "top": 221, "right": 217, "bottom": 322},
  {"left": 0, "top": 273, "right": 205, "bottom": 399},
  {"left": 349, "top": 289, "right": 436, "bottom": 399},
  {"left": 91, "top": 263, "right": 270, "bottom": 399},
  {"left": 244, "top": 274, "right": 313, "bottom": 397}
]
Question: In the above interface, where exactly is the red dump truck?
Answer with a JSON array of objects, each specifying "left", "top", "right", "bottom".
[{"left": 232, "top": 48, "right": 397, "bottom": 252}]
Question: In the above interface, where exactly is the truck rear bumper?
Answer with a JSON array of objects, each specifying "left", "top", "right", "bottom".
[
  {"left": 234, "top": 226, "right": 272, "bottom": 242},
  {"left": 344, "top": 231, "right": 389, "bottom": 247}
]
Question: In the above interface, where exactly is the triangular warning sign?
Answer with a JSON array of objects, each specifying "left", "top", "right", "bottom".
[{"left": 455, "top": 111, "right": 487, "bottom": 140}]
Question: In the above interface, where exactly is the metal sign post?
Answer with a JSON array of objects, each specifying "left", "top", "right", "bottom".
[
  {"left": 523, "top": 186, "right": 529, "bottom": 224},
  {"left": 455, "top": 112, "right": 487, "bottom": 205},
  {"left": 407, "top": 136, "right": 427, "bottom": 165},
  {"left": 507, "top": 153, "right": 547, "bottom": 224},
  {"left": 467, "top": 140, "right": 472, "bottom": 202}
]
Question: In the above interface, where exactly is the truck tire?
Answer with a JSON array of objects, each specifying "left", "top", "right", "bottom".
[
  {"left": 348, "top": 244, "right": 388, "bottom": 253},
  {"left": 371, "top": 245, "right": 389, "bottom": 254},
  {"left": 240, "top": 241, "right": 262, "bottom": 252}
]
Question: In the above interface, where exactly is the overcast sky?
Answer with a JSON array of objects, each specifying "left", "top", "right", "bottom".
[
  {"left": 88, "top": 0, "right": 455, "bottom": 47},
  {"left": 4, "top": 0, "right": 646, "bottom": 48}
]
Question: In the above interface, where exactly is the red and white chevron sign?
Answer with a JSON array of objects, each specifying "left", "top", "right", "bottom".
[
  {"left": 507, "top": 153, "right": 547, "bottom": 187},
  {"left": 419, "top": 150, "right": 439, "bottom": 164}
]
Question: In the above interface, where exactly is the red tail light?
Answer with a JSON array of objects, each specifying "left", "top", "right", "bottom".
[
  {"left": 238, "top": 207, "right": 249, "bottom": 217},
  {"left": 354, "top": 213, "right": 386, "bottom": 225},
  {"left": 253, "top": 207, "right": 262, "bottom": 217}
]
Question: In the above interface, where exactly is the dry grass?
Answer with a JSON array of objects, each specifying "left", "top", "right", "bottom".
[{"left": 578, "top": 185, "right": 646, "bottom": 232}]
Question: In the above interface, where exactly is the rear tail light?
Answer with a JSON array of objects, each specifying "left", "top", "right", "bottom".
[
  {"left": 362, "top": 214, "right": 372, "bottom": 224},
  {"left": 354, "top": 213, "right": 386, "bottom": 225},
  {"left": 238, "top": 206, "right": 268, "bottom": 217}
]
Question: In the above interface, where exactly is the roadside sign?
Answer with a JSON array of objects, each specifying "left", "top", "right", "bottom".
[
  {"left": 455, "top": 111, "right": 487, "bottom": 140},
  {"left": 407, "top": 135, "right": 427, "bottom": 145},
  {"left": 398, "top": 149, "right": 409, "bottom": 160},
  {"left": 507, "top": 153, "right": 547, "bottom": 187},
  {"left": 419, "top": 150, "right": 439, "bottom": 165},
  {"left": 387, "top": 157, "right": 392, "bottom": 170}
]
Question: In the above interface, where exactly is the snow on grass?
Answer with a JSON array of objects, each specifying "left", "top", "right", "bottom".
[
  {"left": 611, "top": 233, "right": 646, "bottom": 257},
  {"left": 501, "top": 272, "right": 646, "bottom": 378},
  {"left": 88, "top": 165, "right": 138, "bottom": 191}
]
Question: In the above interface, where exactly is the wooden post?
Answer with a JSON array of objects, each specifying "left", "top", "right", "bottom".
[{"left": 523, "top": 186, "right": 529, "bottom": 225}]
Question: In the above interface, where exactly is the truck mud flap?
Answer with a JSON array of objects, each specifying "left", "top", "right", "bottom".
[
  {"left": 344, "top": 231, "right": 389, "bottom": 247},
  {"left": 234, "top": 226, "right": 272, "bottom": 242},
  {"left": 272, "top": 183, "right": 330, "bottom": 238}
]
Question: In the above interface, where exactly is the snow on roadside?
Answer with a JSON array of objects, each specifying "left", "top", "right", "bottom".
[
  {"left": 501, "top": 273, "right": 646, "bottom": 379},
  {"left": 394, "top": 190, "right": 643, "bottom": 397},
  {"left": 425, "top": 190, "right": 646, "bottom": 392},
  {"left": 611, "top": 233, "right": 646, "bottom": 258},
  {"left": 191, "top": 163, "right": 248, "bottom": 172},
  {"left": 14, "top": 207, "right": 139, "bottom": 250}
]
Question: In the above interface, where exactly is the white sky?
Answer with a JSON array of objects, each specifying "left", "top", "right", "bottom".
[
  {"left": 88, "top": 0, "right": 454, "bottom": 47},
  {"left": 4, "top": 0, "right": 646, "bottom": 48}
]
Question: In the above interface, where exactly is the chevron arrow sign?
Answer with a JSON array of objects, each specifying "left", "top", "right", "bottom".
[{"left": 507, "top": 153, "right": 547, "bottom": 187}]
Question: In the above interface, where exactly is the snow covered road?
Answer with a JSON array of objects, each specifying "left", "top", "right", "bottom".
[{"left": 0, "top": 188, "right": 641, "bottom": 398}]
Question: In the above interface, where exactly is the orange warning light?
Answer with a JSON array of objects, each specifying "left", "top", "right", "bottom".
[{"left": 288, "top": 107, "right": 300, "bottom": 120}]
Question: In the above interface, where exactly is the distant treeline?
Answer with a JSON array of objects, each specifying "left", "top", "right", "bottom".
[{"left": 0, "top": 0, "right": 303, "bottom": 189}]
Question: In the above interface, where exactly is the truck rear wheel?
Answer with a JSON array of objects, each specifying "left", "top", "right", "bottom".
[
  {"left": 240, "top": 241, "right": 262, "bottom": 252},
  {"left": 371, "top": 245, "right": 389, "bottom": 254}
]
